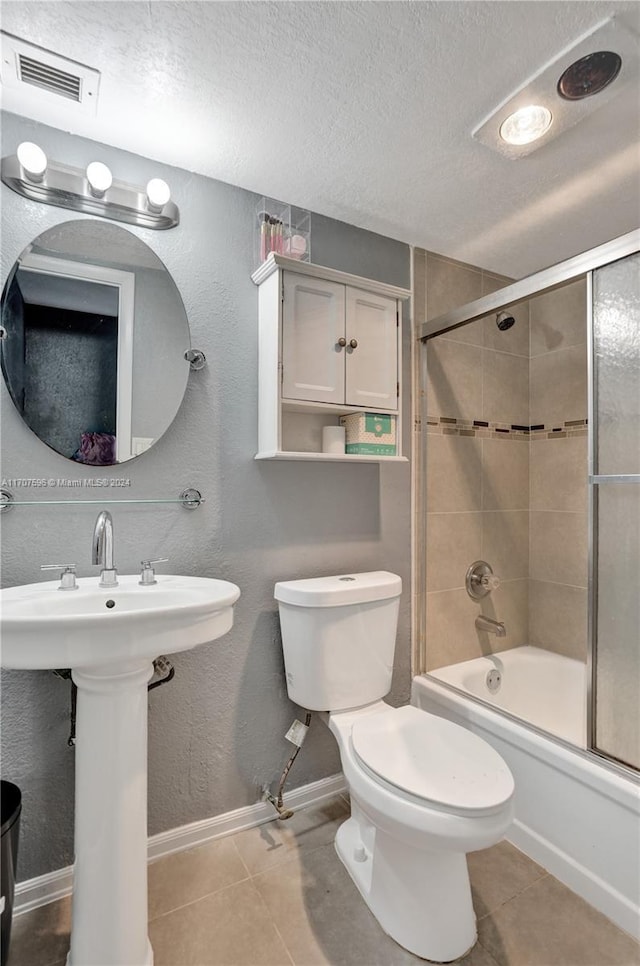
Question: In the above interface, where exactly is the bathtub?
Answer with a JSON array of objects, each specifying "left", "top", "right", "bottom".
[
  {"left": 429, "top": 646, "right": 587, "bottom": 746},
  {"left": 412, "top": 646, "right": 640, "bottom": 940}
]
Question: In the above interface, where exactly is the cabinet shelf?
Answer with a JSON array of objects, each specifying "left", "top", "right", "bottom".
[
  {"left": 281, "top": 399, "right": 398, "bottom": 416},
  {"left": 255, "top": 450, "right": 409, "bottom": 463}
]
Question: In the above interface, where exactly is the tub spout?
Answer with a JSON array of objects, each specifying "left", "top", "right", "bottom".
[{"left": 476, "top": 615, "right": 506, "bottom": 637}]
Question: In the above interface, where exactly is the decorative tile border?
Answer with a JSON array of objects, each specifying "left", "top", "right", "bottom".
[
  {"left": 419, "top": 415, "right": 588, "bottom": 440},
  {"left": 530, "top": 418, "right": 588, "bottom": 440}
]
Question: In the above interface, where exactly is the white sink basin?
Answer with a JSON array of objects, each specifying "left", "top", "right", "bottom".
[
  {"left": 0, "top": 571, "right": 240, "bottom": 966},
  {"left": 1, "top": 574, "right": 240, "bottom": 670}
]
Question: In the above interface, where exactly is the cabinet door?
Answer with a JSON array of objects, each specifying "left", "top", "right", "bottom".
[
  {"left": 282, "top": 275, "right": 346, "bottom": 404},
  {"left": 345, "top": 288, "right": 398, "bottom": 409}
]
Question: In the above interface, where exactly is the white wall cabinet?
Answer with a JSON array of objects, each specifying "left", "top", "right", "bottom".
[
  {"left": 281, "top": 275, "right": 345, "bottom": 405},
  {"left": 344, "top": 286, "right": 399, "bottom": 409},
  {"left": 252, "top": 254, "right": 410, "bottom": 461}
]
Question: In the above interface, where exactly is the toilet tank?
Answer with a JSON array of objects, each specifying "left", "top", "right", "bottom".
[{"left": 274, "top": 572, "right": 402, "bottom": 711}]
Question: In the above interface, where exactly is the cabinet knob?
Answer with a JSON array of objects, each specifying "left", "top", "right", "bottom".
[
  {"left": 337, "top": 337, "right": 347, "bottom": 348},
  {"left": 349, "top": 339, "right": 358, "bottom": 349}
]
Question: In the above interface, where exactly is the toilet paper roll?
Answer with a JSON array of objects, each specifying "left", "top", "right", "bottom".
[{"left": 322, "top": 426, "right": 346, "bottom": 454}]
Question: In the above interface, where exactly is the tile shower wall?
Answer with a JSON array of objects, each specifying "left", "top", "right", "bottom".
[
  {"left": 529, "top": 280, "right": 588, "bottom": 661},
  {"left": 418, "top": 251, "right": 588, "bottom": 671},
  {"left": 418, "top": 251, "right": 530, "bottom": 671}
]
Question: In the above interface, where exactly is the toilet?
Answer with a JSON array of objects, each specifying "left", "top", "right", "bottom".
[{"left": 274, "top": 571, "right": 514, "bottom": 963}]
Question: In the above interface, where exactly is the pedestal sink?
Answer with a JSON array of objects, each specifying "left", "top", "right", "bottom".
[{"left": 1, "top": 574, "right": 241, "bottom": 966}]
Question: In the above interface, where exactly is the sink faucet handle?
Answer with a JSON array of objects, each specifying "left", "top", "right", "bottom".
[
  {"left": 139, "top": 558, "right": 169, "bottom": 586},
  {"left": 41, "top": 563, "right": 78, "bottom": 591}
]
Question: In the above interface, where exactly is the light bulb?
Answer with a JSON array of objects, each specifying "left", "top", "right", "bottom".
[
  {"left": 499, "top": 105, "right": 552, "bottom": 146},
  {"left": 146, "top": 178, "right": 171, "bottom": 210},
  {"left": 86, "top": 161, "right": 112, "bottom": 197},
  {"left": 16, "top": 141, "right": 47, "bottom": 181}
]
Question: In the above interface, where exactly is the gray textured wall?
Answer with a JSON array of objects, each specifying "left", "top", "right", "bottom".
[{"left": 0, "top": 112, "right": 412, "bottom": 882}]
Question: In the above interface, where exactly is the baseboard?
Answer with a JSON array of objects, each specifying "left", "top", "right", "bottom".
[
  {"left": 14, "top": 865, "right": 73, "bottom": 917},
  {"left": 508, "top": 819, "right": 640, "bottom": 941},
  {"left": 15, "top": 772, "right": 347, "bottom": 917}
]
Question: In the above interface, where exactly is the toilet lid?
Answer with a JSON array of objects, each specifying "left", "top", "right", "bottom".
[{"left": 351, "top": 706, "right": 514, "bottom": 813}]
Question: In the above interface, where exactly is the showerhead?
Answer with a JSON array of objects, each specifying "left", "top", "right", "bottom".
[{"left": 496, "top": 312, "right": 516, "bottom": 331}]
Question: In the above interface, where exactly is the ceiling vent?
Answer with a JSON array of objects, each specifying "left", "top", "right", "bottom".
[
  {"left": 18, "top": 53, "right": 82, "bottom": 101},
  {"left": 1, "top": 32, "right": 100, "bottom": 116}
]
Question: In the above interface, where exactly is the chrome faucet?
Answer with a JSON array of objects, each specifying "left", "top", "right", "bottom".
[
  {"left": 475, "top": 615, "right": 506, "bottom": 637},
  {"left": 92, "top": 510, "right": 118, "bottom": 588}
]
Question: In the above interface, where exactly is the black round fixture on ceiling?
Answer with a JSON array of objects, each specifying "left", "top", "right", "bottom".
[{"left": 557, "top": 51, "right": 622, "bottom": 100}]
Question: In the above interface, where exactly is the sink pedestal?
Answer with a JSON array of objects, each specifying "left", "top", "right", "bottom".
[
  {"left": 69, "top": 660, "right": 155, "bottom": 966},
  {"left": 1, "top": 572, "right": 241, "bottom": 964}
]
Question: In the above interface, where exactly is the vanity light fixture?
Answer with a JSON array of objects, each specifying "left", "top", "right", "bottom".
[
  {"left": 1, "top": 145, "right": 179, "bottom": 229},
  {"left": 16, "top": 140, "right": 47, "bottom": 181},
  {"left": 146, "top": 178, "right": 171, "bottom": 212},
  {"left": 86, "top": 161, "right": 112, "bottom": 198}
]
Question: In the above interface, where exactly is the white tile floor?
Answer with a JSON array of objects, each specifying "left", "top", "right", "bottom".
[{"left": 10, "top": 795, "right": 640, "bottom": 966}]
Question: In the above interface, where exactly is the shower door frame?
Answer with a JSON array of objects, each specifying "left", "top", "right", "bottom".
[{"left": 415, "top": 228, "right": 640, "bottom": 772}]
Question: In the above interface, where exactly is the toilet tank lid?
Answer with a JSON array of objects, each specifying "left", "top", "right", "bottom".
[{"left": 274, "top": 571, "right": 402, "bottom": 607}]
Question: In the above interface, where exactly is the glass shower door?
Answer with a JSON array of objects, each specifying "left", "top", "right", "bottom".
[{"left": 591, "top": 251, "right": 640, "bottom": 770}]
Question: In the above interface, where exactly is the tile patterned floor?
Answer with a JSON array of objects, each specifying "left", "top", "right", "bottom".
[{"left": 9, "top": 794, "right": 640, "bottom": 966}]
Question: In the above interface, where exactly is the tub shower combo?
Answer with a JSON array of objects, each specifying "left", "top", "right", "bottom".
[{"left": 413, "top": 230, "right": 640, "bottom": 940}]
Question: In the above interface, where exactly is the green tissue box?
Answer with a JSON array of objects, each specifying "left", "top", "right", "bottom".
[{"left": 340, "top": 412, "right": 397, "bottom": 456}]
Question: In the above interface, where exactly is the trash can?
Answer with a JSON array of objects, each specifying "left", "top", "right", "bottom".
[{"left": 1, "top": 782, "right": 21, "bottom": 966}]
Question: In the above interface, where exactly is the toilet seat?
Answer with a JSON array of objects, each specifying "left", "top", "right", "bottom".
[{"left": 351, "top": 705, "right": 514, "bottom": 815}]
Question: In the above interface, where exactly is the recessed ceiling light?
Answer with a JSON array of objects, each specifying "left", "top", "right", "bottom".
[
  {"left": 499, "top": 106, "right": 552, "bottom": 146},
  {"left": 557, "top": 51, "right": 622, "bottom": 100},
  {"left": 472, "top": 16, "right": 638, "bottom": 159}
]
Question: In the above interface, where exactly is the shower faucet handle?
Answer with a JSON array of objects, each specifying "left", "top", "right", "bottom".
[
  {"left": 480, "top": 573, "right": 501, "bottom": 592},
  {"left": 465, "top": 561, "right": 500, "bottom": 600}
]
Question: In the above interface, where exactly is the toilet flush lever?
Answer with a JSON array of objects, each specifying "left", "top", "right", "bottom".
[{"left": 139, "top": 558, "right": 168, "bottom": 586}]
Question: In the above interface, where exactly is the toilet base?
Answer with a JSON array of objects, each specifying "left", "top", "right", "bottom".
[{"left": 335, "top": 814, "right": 477, "bottom": 963}]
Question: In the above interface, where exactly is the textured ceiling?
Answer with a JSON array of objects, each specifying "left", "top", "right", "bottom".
[{"left": 1, "top": 1, "right": 639, "bottom": 276}]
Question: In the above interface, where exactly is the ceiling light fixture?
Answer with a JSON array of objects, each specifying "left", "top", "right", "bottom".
[
  {"left": 1, "top": 149, "right": 179, "bottom": 229},
  {"left": 557, "top": 51, "right": 622, "bottom": 100},
  {"left": 472, "top": 16, "right": 637, "bottom": 160},
  {"left": 86, "top": 161, "right": 112, "bottom": 197},
  {"left": 16, "top": 141, "right": 47, "bottom": 181},
  {"left": 499, "top": 106, "right": 553, "bottom": 146}
]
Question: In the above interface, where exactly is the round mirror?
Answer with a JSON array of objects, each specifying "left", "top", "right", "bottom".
[{"left": 1, "top": 220, "right": 190, "bottom": 465}]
